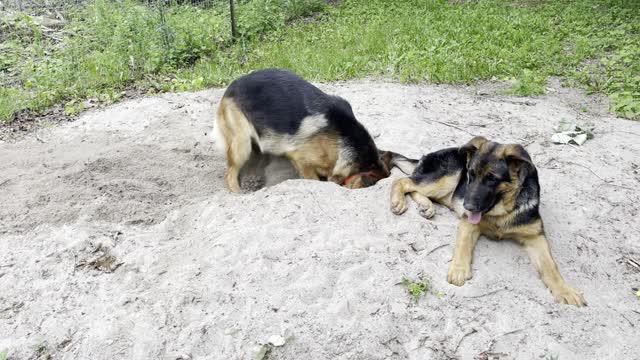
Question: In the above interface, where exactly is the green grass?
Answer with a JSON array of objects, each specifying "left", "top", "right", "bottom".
[
  {"left": 1, "top": 0, "right": 639, "bottom": 123},
  {"left": 0, "top": 0, "right": 328, "bottom": 120},
  {"left": 504, "top": 69, "right": 547, "bottom": 96}
]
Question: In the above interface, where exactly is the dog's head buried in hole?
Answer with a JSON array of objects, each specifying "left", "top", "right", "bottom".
[
  {"left": 214, "top": 68, "right": 409, "bottom": 193},
  {"left": 459, "top": 136, "right": 537, "bottom": 225}
]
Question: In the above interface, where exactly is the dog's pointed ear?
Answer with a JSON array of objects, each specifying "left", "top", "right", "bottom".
[
  {"left": 459, "top": 136, "right": 488, "bottom": 157},
  {"left": 503, "top": 144, "right": 533, "bottom": 166},
  {"left": 378, "top": 150, "right": 392, "bottom": 167},
  {"left": 376, "top": 150, "right": 392, "bottom": 176},
  {"left": 503, "top": 144, "right": 534, "bottom": 182}
]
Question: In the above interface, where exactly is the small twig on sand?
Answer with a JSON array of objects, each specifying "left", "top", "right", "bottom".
[
  {"left": 625, "top": 257, "right": 640, "bottom": 272},
  {"left": 606, "top": 304, "right": 636, "bottom": 328},
  {"left": 478, "top": 328, "right": 524, "bottom": 357},
  {"left": 421, "top": 118, "right": 473, "bottom": 135},
  {"left": 468, "top": 121, "right": 499, "bottom": 127},
  {"left": 547, "top": 160, "right": 635, "bottom": 191},
  {"left": 426, "top": 243, "right": 449, "bottom": 256},
  {"left": 464, "top": 287, "right": 508, "bottom": 299},
  {"left": 621, "top": 313, "right": 635, "bottom": 328},
  {"left": 427, "top": 346, "right": 457, "bottom": 360},
  {"left": 518, "top": 138, "right": 536, "bottom": 147},
  {"left": 601, "top": 130, "right": 640, "bottom": 138},
  {"left": 488, "top": 98, "right": 537, "bottom": 106},
  {"left": 454, "top": 328, "right": 478, "bottom": 353},
  {"left": 380, "top": 336, "right": 401, "bottom": 356},
  {"left": 565, "top": 161, "right": 606, "bottom": 181},
  {"left": 310, "top": 193, "right": 336, "bottom": 221}
]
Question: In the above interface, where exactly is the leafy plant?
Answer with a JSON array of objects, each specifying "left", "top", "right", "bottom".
[
  {"left": 505, "top": 69, "right": 547, "bottom": 96},
  {"left": 64, "top": 99, "right": 86, "bottom": 117},
  {"left": 401, "top": 276, "right": 441, "bottom": 301}
]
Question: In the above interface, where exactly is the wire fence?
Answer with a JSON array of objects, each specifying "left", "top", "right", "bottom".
[
  {"left": 1, "top": 0, "right": 226, "bottom": 11},
  {"left": 0, "top": 0, "right": 239, "bottom": 41},
  {"left": 1, "top": 0, "right": 326, "bottom": 90},
  {"left": 1, "top": 0, "right": 85, "bottom": 11},
  {"left": 0, "top": 0, "right": 237, "bottom": 87}
]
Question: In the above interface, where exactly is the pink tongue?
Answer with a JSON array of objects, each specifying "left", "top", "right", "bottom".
[{"left": 468, "top": 212, "right": 482, "bottom": 224}]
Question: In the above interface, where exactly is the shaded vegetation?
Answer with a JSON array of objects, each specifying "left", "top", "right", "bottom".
[{"left": 1, "top": 0, "right": 638, "bottom": 122}]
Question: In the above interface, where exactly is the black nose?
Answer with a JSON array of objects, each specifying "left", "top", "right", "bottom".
[{"left": 464, "top": 202, "right": 479, "bottom": 212}]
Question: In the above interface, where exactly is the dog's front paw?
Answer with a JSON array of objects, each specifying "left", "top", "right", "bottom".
[
  {"left": 552, "top": 286, "right": 587, "bottom": 307},
  {"left": 418, "top": 205, "right": 435, "bottom": 219},
  {"left": 390, "top": 196, "right": 407, "bottom": 215},
  {"left": 447, "top": 264, "right": 472, "bottom": 286}
]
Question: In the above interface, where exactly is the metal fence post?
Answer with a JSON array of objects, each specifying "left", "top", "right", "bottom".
[{"left": 229, "top": 0, "right": 237, "bottom": 41}]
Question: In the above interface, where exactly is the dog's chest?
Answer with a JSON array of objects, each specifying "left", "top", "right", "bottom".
[{"left": 480, "top": 220, "right": 509, "bottom": 240}]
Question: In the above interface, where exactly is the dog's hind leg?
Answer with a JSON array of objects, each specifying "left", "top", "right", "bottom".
[
  {"left": 287, "top": 133, "right": 337, "bottom": 182},
  {"left": 288, "top": 158, "right": 320, "bottom": 180},
  {"left": 217, "top": 97, "right": 255, "bottom": 193}
]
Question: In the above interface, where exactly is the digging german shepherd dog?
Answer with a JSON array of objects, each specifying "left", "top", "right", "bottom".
[
  {"left": 389, "top": 136, "right": 586, "bottom": 306},
  {"left": 214, "top": 68, "right": 402, "bottom": 192}
]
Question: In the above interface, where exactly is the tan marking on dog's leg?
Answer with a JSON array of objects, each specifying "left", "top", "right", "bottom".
[
  {"left": 286, "top": 133, "right": 338, "bottom": 181},
  {"left": 410, "top": 192, "right": 435, "bottom": 219},
  {"left": 522, "top": 234, "right": 586, "bottom": 306},
  {"left": 289, "top": 160, "right": 320, "bottom": 180},
  {"left": 390, "top": 177, "right": 415, "bottom": 215},
  {"left": 415, "top": 174, "right": 461, "bottom": 208},
  {"left": 390, "top": 174, "right": 459, "bottom": 215},
  {"left": 217, "top": 97, "right": 255, "bottom": 193},
  {"left": 447, "top": 219, "right": 480, "bottom": 286}
]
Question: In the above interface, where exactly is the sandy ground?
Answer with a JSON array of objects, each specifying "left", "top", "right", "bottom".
[{"left": 1, "top": 80, "right": 640, "bottom": 360}]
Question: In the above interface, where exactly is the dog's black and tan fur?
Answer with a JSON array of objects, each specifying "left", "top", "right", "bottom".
[
  {"left": 390, "top": 136, "right": 586, "bottom": 306},
  {"left": 215, "top": 68, "right": 399, "bottom": 192}
]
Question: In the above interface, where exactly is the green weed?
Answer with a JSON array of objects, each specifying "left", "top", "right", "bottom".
[
  {"left": 0, "top": 87, "right": 24, "bottom": 121},
  {"left": 505, "top": 69, "right": 547, "bottom": 96},
  {"left": 401, "top": 276, "right": 441, "bottom": 301}
]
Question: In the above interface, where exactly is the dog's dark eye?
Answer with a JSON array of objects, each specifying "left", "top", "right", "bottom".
[{"left": 485, "top": 173, "right": 498, "bottom": 183}]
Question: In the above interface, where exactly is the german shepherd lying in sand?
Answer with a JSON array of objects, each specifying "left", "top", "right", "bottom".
[
  {"left": 390, "top": 136, "right": 586, "bottom": 306},
  {"left": 214, "top": 68, "right": 401, "bottom": 193}
]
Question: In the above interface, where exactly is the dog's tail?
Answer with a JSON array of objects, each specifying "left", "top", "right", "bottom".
[
  {"left": 380, "top": 150, "right": 419, "bottom": 175},
  {"left": 212, "top": 103, "right": 227, "bottom": 152}
]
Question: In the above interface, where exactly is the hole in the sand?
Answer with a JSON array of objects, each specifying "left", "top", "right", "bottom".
[{"left": 239, "top": 152, "right": 300, "bottom": 192}]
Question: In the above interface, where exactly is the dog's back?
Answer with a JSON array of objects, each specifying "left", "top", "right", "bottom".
[
  {"left": 223, "top": 69, "right": 334, "bottom": 136},
  {"left": 216, "top": 68, "right": 357, "bottom": 155}
]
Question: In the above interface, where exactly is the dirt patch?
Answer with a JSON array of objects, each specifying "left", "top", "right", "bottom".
[{"left": 0, "top": 81, "right": 639, "bottom": 359}]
